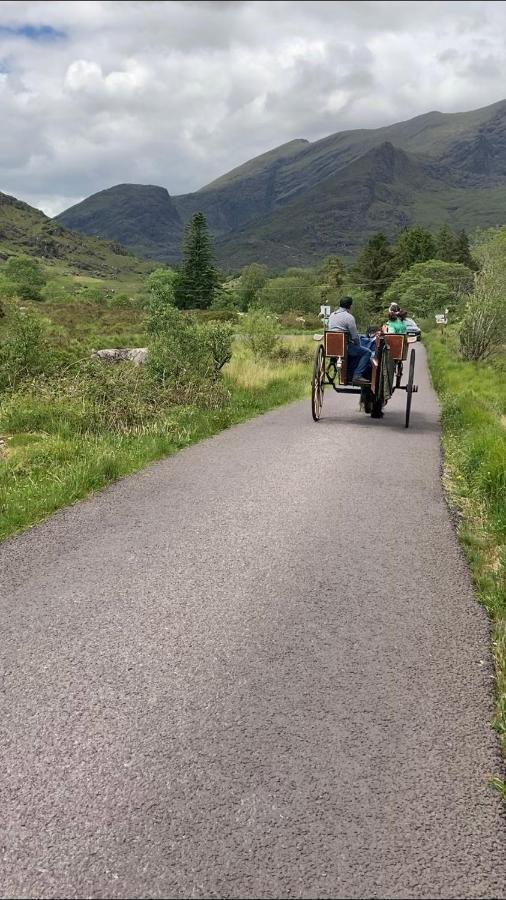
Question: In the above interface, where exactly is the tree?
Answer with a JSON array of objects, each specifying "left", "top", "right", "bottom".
[
  {"left": 352, "top": 232, "right": 396, "bottom": 306},
  {"left": 241, "top": 307, "right": 280, "bottom": 357},
  {"left": 435, "top": 224, "right": 458, "bottom": 262},
  {"left": 238, "top": 263, "right": 268, "bottom": 310},
  {"left": 383, "top": 259, "right": 474, "bottom": 317},
  {"left": 393, "top": 226, "right": 436, "bottom": 271},
  {"left": 459, "top": 257, "right": 506, "bottom": 360},
  {"left": 3, "top": 255, "right": 47, "bottom": 301},
  {"left": 148, "top": 266, "right": 178, "bottom": 305},
  {"left": 147, "top": 268, "right": 179, "bottom": 334},
  {"left": 454, "top": 230, "right": 478, "bottom": 270},
  {"left": 259, "top": 273, "right": 321, "bottom": 314},
  {"left": 174, "top": 212, "right": 216, "bottom": 309},
  {"left": 320, "top": 256, "right": 346, "bottom": 290}
]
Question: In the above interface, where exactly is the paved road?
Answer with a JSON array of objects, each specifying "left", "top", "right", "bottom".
[{"left": 1, "top": 346, "right": 505, "bottom": 899}]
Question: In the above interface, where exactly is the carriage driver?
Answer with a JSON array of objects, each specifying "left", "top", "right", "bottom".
[{"left": 327, "top": 296, "right": 373, "bottom": 386}]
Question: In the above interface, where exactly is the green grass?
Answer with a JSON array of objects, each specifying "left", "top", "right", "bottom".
[
  {"left": 0, "top": 338, "right": 311, "bottom": 542},
  {"left": 425, "top": 330, "right": 506, "bottom": 776}
]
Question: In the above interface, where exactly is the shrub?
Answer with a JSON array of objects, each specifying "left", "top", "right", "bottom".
[
  {"left": 259, "top": 274, "right": 321, "bottom": 314},
  {"left": 0, "top": 305, "right": 50, "bottom": 391},
  {"left": 237, "top": 263, "right": 268, "bottom": 310},
  {"left": 107, "top": 292, "right": 134, "bottom": 308},
  {"left": 459, "top": 262, "right": 506, "bottom": 361},
  {"left": 197, "top": 320, "right": 233, "bottom": 375},
  {"left": 147, "top": 267, "right": 178, "bottom": 305},
  {"left": 241, "top": 307, "right": 280, "bottom": 357},
  {"left": 2, "top": 255, "right": 47, "bottom": 301},
  {"left": 146, "top": 304, "right": 232, "bottom": 396}
]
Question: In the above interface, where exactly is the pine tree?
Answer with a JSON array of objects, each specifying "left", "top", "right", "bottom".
[
  {"left": 455, "top": 229, "right": 478, "bottom": 270},
  {"left": 435, "top": 224, "right": 458, "bottom": 262},
  {"left": 174, "top": 212, "right": 216, "bottom": 309},
  {"left": 394, "top": 225, "right": 436, "bottom": 271},
  {"left": 353, "top": 233, "right": 396, "bottom": 305}
]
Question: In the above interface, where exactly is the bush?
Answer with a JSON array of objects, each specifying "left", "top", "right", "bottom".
[
  {"left": 241, "top": 307, "right": 280, "bottom": 357},
  {"left": 2, "top": 255, "right": 47, "bottom": 301},
  {"left": 459, "top": 262, "right": 506, "bottom": 361},
  {"left": 197, "top": 320, "right": 233, "bottom": 374},
  {"left": 147, "top": 267, "right": 178, "bottom": 305},
  {"left": 259, "top": 274, "right": 321, "bottom": 314},
  {"left": 107, "top": 292, "right": 135, "bottom": 308},
  {"left": 187, "top": 308, "right": 239, "bottom": 323},
  {"left": 237, "top": 263, "right": 268, "bottom": 310},
  {"left": 0, "top": 305, "right": 50, "bottom": 391},
  {"left": 146, "top": 305, "right": 232, "bottom": 398}
]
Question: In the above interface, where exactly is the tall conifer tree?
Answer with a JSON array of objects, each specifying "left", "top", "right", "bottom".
[
  {"left": 455, "top": 229, "right": 478, "bottom": 270},
  {"left": 435, "top": 224, "right": 458, "bottom": 262},
  {"left": 175, "top": 212, "right": 216, "bottom": 309},
  {"left": 353, "top": 232, "right": 396, "bottom": 305}
]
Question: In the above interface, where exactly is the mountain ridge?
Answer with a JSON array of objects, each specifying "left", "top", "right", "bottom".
[{"left": 56, "top": 98, "right": 506, "bottom": 269}]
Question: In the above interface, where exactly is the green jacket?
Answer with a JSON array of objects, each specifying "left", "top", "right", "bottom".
[{"left": 386, "top": 318, "right": 407, "bottom": 334}]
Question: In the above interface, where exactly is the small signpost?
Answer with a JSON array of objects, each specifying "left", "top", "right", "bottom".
[
  {"left": 435, "top": 309, "right": 449, "bottom": 340},
  {"left": 320, "top": 304, "right": 331, "bottom": 328}
]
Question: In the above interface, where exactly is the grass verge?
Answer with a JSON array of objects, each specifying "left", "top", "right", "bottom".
[
  {"left": 0, "top": 339, "right": 311, "bottom": 542},
  {"left": 425, "top": 330, "right": 505, "bottom": 789}
]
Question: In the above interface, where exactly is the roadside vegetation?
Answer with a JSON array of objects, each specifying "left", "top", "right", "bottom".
[
  {"left": 424, "top": 227, "right": 506, "bottom": 788},
  {"left": 0, "top": 222, "right": 312, "bottom": 542},
  {"left": 1, "top": 219, "right": 504, "bottom": 777}
]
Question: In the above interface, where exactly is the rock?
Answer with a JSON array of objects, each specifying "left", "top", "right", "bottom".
[{"left": 93, "top": 348, "right": 148, "bottom": 365}]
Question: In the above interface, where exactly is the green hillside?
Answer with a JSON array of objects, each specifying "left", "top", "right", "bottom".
[{"left": 0, "top": 191, "right": 154, "bottom": 278}]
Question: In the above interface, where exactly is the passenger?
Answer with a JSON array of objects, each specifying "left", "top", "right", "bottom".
[
  {"left": 386, "top": 308, "right": 408, "bottom": 334},
  {"left": 327, "top": 296, "right": 373, "bottom": 386}
]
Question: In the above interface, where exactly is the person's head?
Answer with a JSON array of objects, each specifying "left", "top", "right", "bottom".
[
  {"left": 389, "top": 302, "right": 400, "bottom": 315},
  {"left": 339, "top": 296, "right": 353, "bottom": 310},
  {"left": 398, "top": 309, "right": 408, "bottom": 321}
]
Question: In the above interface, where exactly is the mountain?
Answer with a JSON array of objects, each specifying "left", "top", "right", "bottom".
[
  {"left": 56, "top": 99, "right": 506, "bottom": 269},
  {"left": 0, "top": 191, "right": 153, "bottom": 276},
  {"left": 56, "top": 184, "right": 182, "bottom": 261}
]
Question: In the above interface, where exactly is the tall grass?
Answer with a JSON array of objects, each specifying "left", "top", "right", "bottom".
[
  {"left": 426, "top": 330, "right": 506, "bottom": 767},
  {"left": 0, "top": 339, "right": 310, "bottom": 541}
]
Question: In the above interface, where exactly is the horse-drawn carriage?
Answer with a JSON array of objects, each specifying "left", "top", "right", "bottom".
[{"left": 311, "top": 331, "right": 418, "bottom": 427}]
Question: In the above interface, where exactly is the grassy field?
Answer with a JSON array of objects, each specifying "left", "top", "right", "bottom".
[
  {"left": 425, "top": 329, "right": 506, "bottom": 789},
  {"left": 0, "top": 333, "right": 312, "bottom": 542}
]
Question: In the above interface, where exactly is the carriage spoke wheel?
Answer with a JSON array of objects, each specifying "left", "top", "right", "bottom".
[
  {"left": 405, "top": 348, "right": 416, "bottom": 429},
  {"left": 311, "top": 345, "right": 325, "bottom": 421}
]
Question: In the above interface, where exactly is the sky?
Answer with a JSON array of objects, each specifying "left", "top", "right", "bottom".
[{"left": 1, "top": 0, "right": 506, "bottom": 216}]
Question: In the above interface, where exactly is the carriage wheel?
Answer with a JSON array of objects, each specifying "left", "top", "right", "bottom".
[
  {"left": 311, "top": 345, "right": 325, "bottom": 421},
  {"left": 405, "top": 349, "right": 415, "bottom": 429}
]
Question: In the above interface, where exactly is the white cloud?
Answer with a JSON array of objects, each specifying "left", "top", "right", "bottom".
[{"left": 0, "top": 0, "right": 505, "bottom": 214}]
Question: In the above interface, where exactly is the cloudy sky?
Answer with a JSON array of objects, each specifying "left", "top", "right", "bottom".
[{"left": 1, "top": 0, "right": 506, "bottom": 215}]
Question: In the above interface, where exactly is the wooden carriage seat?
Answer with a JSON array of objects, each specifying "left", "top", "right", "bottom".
[
  {"left": 324, "top": 331, "right": 348, "bottom": 384},
  {"left": 384, "top": 333, "right": 408, "bottom": 361}
]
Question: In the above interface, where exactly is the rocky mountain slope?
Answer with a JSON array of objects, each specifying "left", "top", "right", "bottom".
[
  {"left": 56, "top": 99, "right": 506, "bottom": 269},
  {"left": 0, "top": 191, "right": 152, "bottom": 276}
]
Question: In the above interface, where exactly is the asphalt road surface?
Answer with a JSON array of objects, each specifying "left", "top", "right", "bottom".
[{"left": 1, "top": 346, "right": 505, "bottom": 899}]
